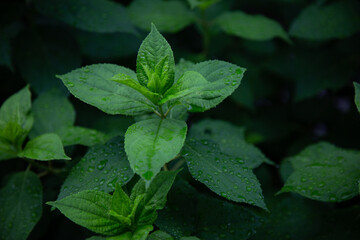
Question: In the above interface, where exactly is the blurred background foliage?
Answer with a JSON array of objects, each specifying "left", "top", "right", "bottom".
[{"left": 1, "top": 0, "right": 360, "bottom": 239}]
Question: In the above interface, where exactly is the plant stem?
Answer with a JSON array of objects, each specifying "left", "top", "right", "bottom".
[
  {"left": 171, "top": 158, "right": 185, "bottom": 171},
  {"left": 163, "top": 163, "right": 169, "bottom": 171},
  {"left": 23, "top": 158, "right": 64, "bottom": 175},
  {"left": 164, "top": 105, "right": 175, "bottom": 118},
  {"left": 159, "top": 105, "right": 165, "bottom": 119}
]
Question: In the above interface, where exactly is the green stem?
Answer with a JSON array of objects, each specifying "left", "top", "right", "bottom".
[
  {"left": 159, "top": 105, "right": 165, "bottom": 119},
  {"left": 163, "top": 163, "right": 169, "bottom": 171},
  {"left": 171, "top": 158, "right": 185, "bottom": 171},
  {"left": 23, "top": 158, "right": 63, "bottom": 175}
]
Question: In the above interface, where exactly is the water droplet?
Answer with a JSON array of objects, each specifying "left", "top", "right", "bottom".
[{"left": 97, "top": 159, "right": 108, "bottom": 170}]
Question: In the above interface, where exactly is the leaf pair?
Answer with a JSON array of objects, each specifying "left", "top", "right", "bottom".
[
  {"left": 0, "top": 86, "right": 69, "bottom": 161},
  {"left": 48, "top": 170, "right": 179, "bottom": 239}
]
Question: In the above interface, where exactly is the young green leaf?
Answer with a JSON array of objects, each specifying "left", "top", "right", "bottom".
[
  {"left": 136, "top": 24, "right": 175, "bottom": 93},
  {"left": 141, "top": 170, "right": 179, "bottom": 210},
  {"left": 0, "top": 171, "right": 43, "bottom": 240},
  {"left": 109, "top": 225, "right": 153, "bottom": 240},
  {"left": 0, "top": 86, "right": 32, "bottom": 150},
  {"left": 183, "top": 60, "right": 245, "bottom": 112},
  {"left": 57, "top": 137, "right": 134, "bottom": 200},
  {"left": 354, "top": 82, "right": 360, "bottom": 113},
  {"left": 33, "top": 0, "right": 136, "bottom": 34},
  {"left": 131, "top": 171, "right": 179, "bottom": 226},
  {"left": 183, "top": 138, "right": 267, "bottom": 210},
  {"left": 215, "top": 11, "right": 290, "bottom": 43},
  {"left": 189, "top": 119, "right": 273, "bottom": 168},
  {"left": 125, "top": 119, "right": 187, "bottom": 182},
  {"left": 290, "top": 1, "right": 360, "bottom": 40},
  {"left": 131, "top": 225, "right": 154, "bottom": 240},
  {"left": 19, "top": 133, "right": 70, "bottom": 161},
  {"left": 111, "top": 73, "right": 160, "bottom": 104},
  {"left": 48, "top": 190, "right": 124, "bottom": 235},
  {"left": 111, "top": 184, "right": 132, "bottom": 218},
  {"left": 128, "top": 0, "right": 195, "bottom": 33},
  {"left": 160, "top": 71, "right": 209, "bottom": 105},
  {"left": 280, "top": 142, "right": 360, "bottom": 202},
  {"left": 58, "top": 64, "right": 154, "bottom": 116}
]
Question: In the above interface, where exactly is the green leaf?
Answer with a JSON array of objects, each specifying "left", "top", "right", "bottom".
[
  {"left": 289, "top": 1, "right": 360, "bottom": 40},
  {"left": 58, "top": 137, "right": 134, "bottom": 200},
  {"left": 58, "top": 64, "right": 154, "bottom": 116},
  {"left": 175, "top": 59, "right": 195, "bottom": 81},
  {"left": 128, "top": 0, "right": 195, "bottom": 33},
  {"left": 136, "top": 24, "right": 175, "bottom": 93},
  {"left": 57, "top": 126, "right": 108, "bottom": 147},
  {"left": 109, "top": 225, "right": 153, "bottom": 240},
  {"left": 29, "top": 89, "right": 75, "bottom": 137},
  {"left": 215, "top": 11, "right": 290, "bottom": 42},
  {"left": 131, "top": 171, "right": 179, "bottom": 227},
  {"left": 48, "top": 190, "right": 124, "bottom": 235},
  {"left": 148, "top": 230, "right": 174, "bottom": 240},
  {"left": 184, "top": 60, "right": 245, "bottom": 112},
  {"left": 131, "top": 225, "right": 153, "bottom": 240},
  {"left": 142, "top": 170, "right": 179, "bottom": 210},
  {"left": 0, "top": 171, "right": 43, "bottom": 240},
  {"left": 280, "top": 142, "right": 360, "bottom": 202},
  {"left": 354, "top": 82, "right": 360, "bottom": 113},
  {"left": 125, "top": 119, "right": 187, "bottom": 182},
  {"left": 180, "top": 237, "right": 200, "bottom": 240},
  {"left": 19, "top": 133, "right": 70, "bottom": 161},
  {"left": 29, "top": 89, "right": 108, "bottom": 146},
  {"left": 111, "top": 73, "right": 160, "bottom": 104},
  {"left": 160, "top": 71, "right": 209, "bottom": 105},
  {"left": 183, "top": 138, "right": 267, "bottom": 210},
  {"left": 0, "top": 86, "right": 32, "bottom": 149},
  {"left": 33, "top": 0, "right": 136, "bottom": 34},
  {"left": 189, "top": 119, "right": 272, "bottom": 168},
  {"left": 111, "top": 184, "right": 132, "bottom": 218},
  {"left": 14, "top": 27, "right": 81, "bottom": 95}
]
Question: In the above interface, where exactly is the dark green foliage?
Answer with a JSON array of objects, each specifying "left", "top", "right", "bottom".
[{"left": 1, "top": 0, "right": 360, "bottom": 239}]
